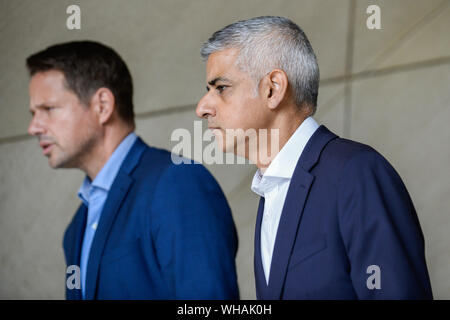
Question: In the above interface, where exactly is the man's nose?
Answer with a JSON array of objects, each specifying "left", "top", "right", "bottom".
[
  {"left": 196, "top": 93, "right": 216, "bottom": 119},
  {"left": 27, "top": 115, "right": 45, "bottom": 136}
]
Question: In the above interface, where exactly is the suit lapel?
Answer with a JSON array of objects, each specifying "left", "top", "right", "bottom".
[
  {"left": 65, "top": 204, "right": 87, "bottom": 300},
  {"left": 266, "top": 169, "right": 314, "bottom": 299},
  {"left": 84, "top": 137, "right": 146, "bottom": 300},
  {"left": 264, "top": 125, "right": 338, "bottom": 299},
  {"left": 254, "top": 197, "right": 267, "bottom": 299}
]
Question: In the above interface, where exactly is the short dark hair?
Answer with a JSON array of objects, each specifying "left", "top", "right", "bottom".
[{"left": 26, "top": 40, "right": 135, "bottom": 126}]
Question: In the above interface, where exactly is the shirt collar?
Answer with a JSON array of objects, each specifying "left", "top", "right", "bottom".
[
  {"left": 77, "top": 132, "right": 138, "bottom": 205},
  {"left": 251, "top": 117, "right": 319, "bottom": 197}
]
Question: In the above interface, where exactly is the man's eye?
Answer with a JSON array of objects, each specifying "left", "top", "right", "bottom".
[{"left": 216, "top": 85, "right": 226, "bottom": 93}]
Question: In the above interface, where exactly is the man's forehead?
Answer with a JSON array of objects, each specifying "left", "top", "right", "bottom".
[
  {"left": 206, "top": 48, "right": 240, "bottom": 82},
  {"left": 29, "top": 70, "right": 70, "bottom": 108},
  {"left": 30, "top": 69, "right": 65, "bottom": 86}
]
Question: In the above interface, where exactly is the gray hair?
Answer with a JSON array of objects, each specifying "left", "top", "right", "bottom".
[{"left": 201, "top": 16, "right": 319, "bottom": 113}]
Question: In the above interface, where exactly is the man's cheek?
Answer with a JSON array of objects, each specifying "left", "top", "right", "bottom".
[{"left": 213, "top": 130, "right": 226, "bottom": 149}]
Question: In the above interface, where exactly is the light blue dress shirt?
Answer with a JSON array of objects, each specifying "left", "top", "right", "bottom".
[{"left": 77, "top": 132, "right": 137, "bottom": 299}]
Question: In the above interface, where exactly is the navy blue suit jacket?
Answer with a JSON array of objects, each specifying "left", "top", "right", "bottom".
[
  {"left": 64, "top": 137, "right": 239, "bottom": 299},
  {"left": 254, "top": 126, "right": 433, "bottom": 299}
]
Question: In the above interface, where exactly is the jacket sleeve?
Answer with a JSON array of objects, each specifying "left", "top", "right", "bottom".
[
  {"left": 150, "top": 162, "right": 239, "bottom": 299},
  {"left": 337, "top": 149, "right": 433, "bottom": 299}
]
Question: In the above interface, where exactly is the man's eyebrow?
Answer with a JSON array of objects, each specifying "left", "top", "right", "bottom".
[
  {"left": 36, "top": 103, "right": 56, "bottom": 108},
  {"left": 208, "top": 77, "right": 232, "bottom": 86},
  {"left": 30, "top": 103, "right": 56, "bottom": 112}
]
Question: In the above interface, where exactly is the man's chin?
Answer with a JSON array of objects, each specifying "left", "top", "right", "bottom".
[
  {"left": 212, "top": 132, "right": 245, "bottom": 156},
  {"left": 215, "top": 138, "right": 234, "bottom": 155},
  {"left": 48, "top": 156, "right": 71, "bottom": 169},
  {"left": 224, "top": 141, "right": 245, "bottom": 157},
  {"left": 48, "top": 159, "right": 62, "bottom": 169}
]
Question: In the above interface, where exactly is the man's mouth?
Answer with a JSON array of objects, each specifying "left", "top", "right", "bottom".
[{"left": 39, "top": 141, "right": 54, "bottom": 156}]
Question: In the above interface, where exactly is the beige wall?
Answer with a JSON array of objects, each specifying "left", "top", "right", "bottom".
[{"left": 0, "top": 0, "right": 449, "bottom": 299}]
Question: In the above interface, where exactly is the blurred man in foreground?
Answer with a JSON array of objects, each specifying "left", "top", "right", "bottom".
[{"left": 27, "top": 41, "right": 239, "bottom": 299}]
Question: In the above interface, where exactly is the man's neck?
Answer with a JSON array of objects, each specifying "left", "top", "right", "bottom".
[
  {"left": 253, "top": 110, "right": 309, "bottom": 172},
  {"left": 80, "top": 127, "right": 134, "bottom": 180}
]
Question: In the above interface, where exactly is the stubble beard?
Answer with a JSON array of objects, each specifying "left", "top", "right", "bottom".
[{"left": 50, "top": 130, "right": 101, "bottom": 172}]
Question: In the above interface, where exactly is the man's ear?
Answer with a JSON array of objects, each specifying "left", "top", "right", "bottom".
[
  {"left": 262, "top": 69, "right": 289, "bottom": 110},
  {"left": 90, "top": 87, "right": 115, "bottom": 125}
]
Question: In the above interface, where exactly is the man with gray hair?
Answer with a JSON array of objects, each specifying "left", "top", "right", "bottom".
[{"left": 196, "top": 16, "right": 432, "bottom": 299}]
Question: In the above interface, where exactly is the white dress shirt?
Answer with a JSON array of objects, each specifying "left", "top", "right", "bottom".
[{"left": 251, "top": 117, "right": 320, "bottom": 284}]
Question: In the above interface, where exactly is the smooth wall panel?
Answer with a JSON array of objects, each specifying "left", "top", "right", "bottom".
[
  {"left": 315, "top": 82, "right": 346, "bottom": 137},
  {"left": 376, "top": 3, "right": 450, "bottom": 70},
  {"left": 0, "top": 138, "right": 83, "bottom": 299},
  {"left": 0, "top": 0, "right": 349, "bottom": 139},
  {"left": 0, "top": 0, "right": 77, "bottom": 140},
  {"left": 351, "top": 64, "right": 450, "bottom": 298},
  {"left": 352, "top": 0, "right": 446, "bottom": 73}
]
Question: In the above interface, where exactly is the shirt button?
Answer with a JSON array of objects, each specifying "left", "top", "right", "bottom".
[{"left": 92, "top": 222, "right": 98, "bottom": 230}]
